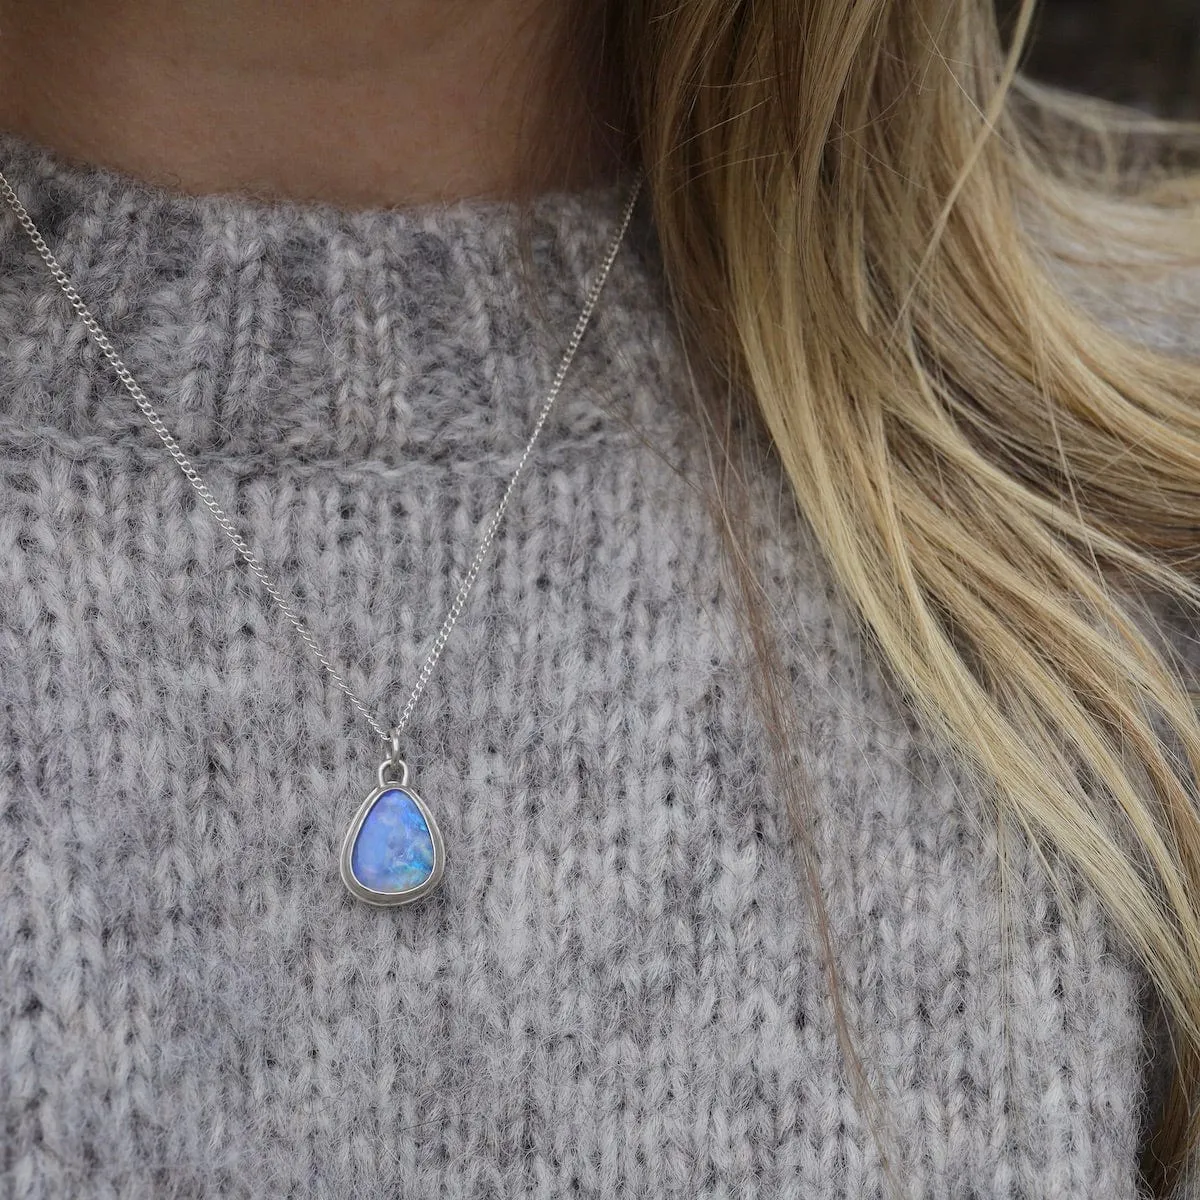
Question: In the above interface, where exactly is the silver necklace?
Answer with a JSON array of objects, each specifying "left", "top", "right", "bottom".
[{"left": 0, "top": 166, "right": 644, "bottom": 908}]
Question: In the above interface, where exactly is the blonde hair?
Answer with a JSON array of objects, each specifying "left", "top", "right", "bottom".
[{"left": 546, "top": 0, "right": 1200, "bottom": 1194}]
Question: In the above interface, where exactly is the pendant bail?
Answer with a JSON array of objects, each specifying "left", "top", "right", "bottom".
[
  {"left": 386, "top": 725, "right": 403, "bottom": 761},
  {"left": 378, "top": 727, "right": 410, "bottom": 789}
]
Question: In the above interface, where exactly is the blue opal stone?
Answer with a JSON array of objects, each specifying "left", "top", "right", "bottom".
[{"left": 350, "top": 788, "right": 436, "bottom": 893}]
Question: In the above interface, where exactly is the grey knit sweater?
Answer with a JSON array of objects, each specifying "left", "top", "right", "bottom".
[{"left": 0, "top": 132, "right": 1186, "bottom": 1199}]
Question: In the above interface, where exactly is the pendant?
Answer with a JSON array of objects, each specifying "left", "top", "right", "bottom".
[{"left": 339, "top": 734, "right": 445, "bottom": 907}]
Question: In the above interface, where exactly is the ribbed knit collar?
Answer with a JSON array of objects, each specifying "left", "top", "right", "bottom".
[{"left": 0, "top": 131, "right": 665, "bottom": 465}]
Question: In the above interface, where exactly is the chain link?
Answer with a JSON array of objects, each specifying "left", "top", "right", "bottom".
[{"left": 0, "top": 167, "right": 644, "bottom": 745}]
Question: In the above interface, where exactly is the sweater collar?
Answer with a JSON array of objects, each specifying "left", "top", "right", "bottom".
[{"left": 0, "top": 130, "right": 662, "bottom": 463}]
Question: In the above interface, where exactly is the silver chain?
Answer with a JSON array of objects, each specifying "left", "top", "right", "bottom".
[{"left": 0, "top": 167, "right": 644, "bottom": 745}]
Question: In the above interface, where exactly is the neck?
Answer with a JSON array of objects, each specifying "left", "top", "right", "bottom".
[{"left": 0, "top": 0, "right": 625, "bottom": 208}]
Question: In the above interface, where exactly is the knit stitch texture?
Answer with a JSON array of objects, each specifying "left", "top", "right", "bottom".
[{"left": 0, "top": 133, "right": 1192, "bottom": 1199}]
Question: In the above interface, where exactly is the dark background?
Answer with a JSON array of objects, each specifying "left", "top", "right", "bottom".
[{"left": 1021, "top": 0, "right": 1200, "bottom": 115}]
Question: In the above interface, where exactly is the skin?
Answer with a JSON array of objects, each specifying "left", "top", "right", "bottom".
[{"left": 0, "top": 0, "right": 624, "bottom": 207}]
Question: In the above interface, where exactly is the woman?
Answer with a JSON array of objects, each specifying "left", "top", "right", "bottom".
[{"left": 1, "top": 0, "right": 1197, "bottom": 1196}]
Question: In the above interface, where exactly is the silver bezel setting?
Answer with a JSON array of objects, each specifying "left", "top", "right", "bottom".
[{"left": 339, "top": 778, "right": 446, "bottom": 907}]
